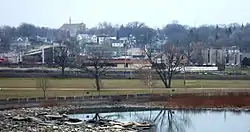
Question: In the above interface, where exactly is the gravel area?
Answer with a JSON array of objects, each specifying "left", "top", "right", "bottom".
[
  {"left": 1, "top": 102, "right": 250, "bottom": 132},
  {"left": 0, "top": 105, "right": 154, "bottom": 132}
]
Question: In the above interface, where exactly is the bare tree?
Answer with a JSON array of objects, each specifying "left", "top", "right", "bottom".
[
  {"left": 80, "top": 49, "right": 109, "bottom": 93},
  {"left": 136, "top": 59, "right": 155, "bottom": 90},
  {"left": 54, "top": 46, "right": 75, "bottom": 78},
  {"left": 36, "top": 61, "right": 49, "bottom": 99},
  {"left": 36, "top": 77, "right": 49, "bottom": 99},
  {"left": 145, "top": 44, "right": 185, "bottom": 88}
]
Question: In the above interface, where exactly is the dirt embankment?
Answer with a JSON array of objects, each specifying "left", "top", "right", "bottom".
[
  {"left": 108, "top": 93, "right": 250, "bottom": 109},
  {"left": 163, "top": 93, "right": 250, "bottom": 108},
  {"left": 2, "top": 92, "right": 250, "bottom": 110}
]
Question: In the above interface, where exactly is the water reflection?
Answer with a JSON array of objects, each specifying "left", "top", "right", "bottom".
[
  {"left": 132, "top": 110, "right": 191, "bottom": 132},
  {"left": 70, "top": 109, "right": 250, "bottom": 132}
]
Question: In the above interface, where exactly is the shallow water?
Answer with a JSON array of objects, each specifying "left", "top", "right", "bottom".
[{"left": 69, "top": 109, "right": 250, "bottom": 132}]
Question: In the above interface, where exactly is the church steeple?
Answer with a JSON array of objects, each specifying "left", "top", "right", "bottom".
[{"left": 69, "top": 16, "right": 71, "bottom": 24}]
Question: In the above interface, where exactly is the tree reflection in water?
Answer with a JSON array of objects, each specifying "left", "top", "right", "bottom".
[
  {"left": 89, "top": 109, "right": 192, "bottom": 132},
  {"left": 103, "top": 113, "right": 124, "bottom": 120},
  {"left": 135, "top": 110, "right": 192, "bottom": 132},
  {"left": 92, "top": 113, "right": 125, "bottom": 121},
  {"left": 92, "top": 113, "right": 101, "bottom": 121}
]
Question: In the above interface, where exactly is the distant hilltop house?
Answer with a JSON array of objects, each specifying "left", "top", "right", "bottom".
[
  {"left": 118, "top": 36, "right": 136, "bottom": 48},
  {"left": 59, "top": 18, "right": 86, "bottom": 37},
  {"left": 77, "top": 34, "right": 98, "bottom": 44},
  {"left": 97, "top": 35, "right": 116, "bottom": 44},
  {"left": 16, "top": 37, "right": 30, "bottom": 45},
  {"left": 35, "top": 36, "right": 49, "bottom": 43},
  {"left": 10, "top": 37, "right": 30, "bottom": 51}
]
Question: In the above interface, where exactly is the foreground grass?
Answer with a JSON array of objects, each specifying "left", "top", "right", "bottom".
[{"left": 0, "top": 78, "right": 249, "bottom": 99}]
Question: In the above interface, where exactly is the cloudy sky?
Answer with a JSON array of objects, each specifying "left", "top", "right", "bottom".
[{"left": 0, "top": 0, "right": 249, "bottom": 28}]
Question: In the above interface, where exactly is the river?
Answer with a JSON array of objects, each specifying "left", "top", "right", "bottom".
[{"left": 69, "top": 109, "right": 250, "bottom": 132}]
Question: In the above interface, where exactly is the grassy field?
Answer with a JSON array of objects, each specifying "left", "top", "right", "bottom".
[
  {"left": 0, "top": 78, "right": 249, "bottom": 99},
  {"left": 0, "top": 78, "right": 250, "bottom": 89}
]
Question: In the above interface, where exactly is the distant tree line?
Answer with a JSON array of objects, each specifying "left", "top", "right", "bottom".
[
  {"left": 86, "top": 21, "right": 250, "bottom": 52},
  {"left": 1, "top": 21, "right": 250, "bottom": 52},
  {"left": 0, "top": 23, "right": 70, "bottom": 52}
]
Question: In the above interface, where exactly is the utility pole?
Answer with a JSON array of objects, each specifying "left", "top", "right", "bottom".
[
  {"left": 42, "top": 46, "right": 45, "bottom": 64},
  {"left": 52, "top": 45, "right": 55, "bottom": 64},
  {"left": 124, "top": 35, "right": 129, "bottom": 78},
  {"left": 183, "top": 62, "right": 186, "bottom": 86}
]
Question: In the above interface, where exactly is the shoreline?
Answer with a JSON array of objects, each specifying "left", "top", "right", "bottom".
[
  {"left": 2, "top": 92, "right": 250, "bottom": 110},
  {"left": 1, "top": 103, "right": 250, "bottom": 132},
  {"left": 2, "top": 92, "right": 250, "bottom": 131},
  {"left": 2, "top": 102, "right": 250, "bottom": 114}
]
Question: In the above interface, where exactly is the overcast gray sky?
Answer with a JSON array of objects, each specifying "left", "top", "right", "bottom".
[{"left": 0, "top": 0, "right": 249, "bottom": 28}]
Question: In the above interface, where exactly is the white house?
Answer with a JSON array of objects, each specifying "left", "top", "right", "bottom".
[
  {"left": 98, "top": 36, "right": 116, "bottom": 44},
  {"left": 91, "top": 35, "right": 98, "bottom": 43},
  {"left": 77, "top": 34, "right": 98, "bottom": 43},
  {"left": 77, "top": 34, "right": 89, "bottom": 41},
  {"left": 111, "top": 42, "right": 124, "bottom": 47}
]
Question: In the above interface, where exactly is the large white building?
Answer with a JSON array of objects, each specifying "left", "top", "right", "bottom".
[
  {"left": 59, "top": 18, "right": 86, "bottom": 37},
  {"left": 224, "top": 46, "right": 242, "bottom": 66},
  {"left": 202, "top": 46, "right": 244, "bottom": 67},
  {"left": 202, "top": 48, "right": 225, "bottom": 65}
]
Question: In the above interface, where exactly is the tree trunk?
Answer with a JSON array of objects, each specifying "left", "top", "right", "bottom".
[
  {"left": 168, "top": 77, "right": 172, "bottom": 88},
  {"left": 187, "top": 51, "right": 191, "bottom": 66},
  {"left": 95, "top": 75, "right": 101, "bottom": 91},
  {"left": 43, "top": 90, "right": 46, "bottom": 100},
  {"left": 163, "top": 80, "right": 170, "bottom": 88},
  {"left": 61, "top": 66, "right": 65, "bottom": 78}
]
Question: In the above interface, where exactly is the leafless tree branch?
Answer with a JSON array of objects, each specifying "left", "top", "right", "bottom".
[
  {"left": 144, "top": 44, "right": 185, "bottom": 88},
  {"left": 54, "top": 46, "right": 75, "bottom": 78},
  {"left": 80, "top": 49, "right": 110, "bottom": 92}
]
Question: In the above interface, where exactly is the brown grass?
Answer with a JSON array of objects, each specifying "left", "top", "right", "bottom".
[
  {"left": 0, "top": 78, "right": 249, "bottom": 99},
  {"left": 0, "top": 78, "right": 249, "bottom": 89}
]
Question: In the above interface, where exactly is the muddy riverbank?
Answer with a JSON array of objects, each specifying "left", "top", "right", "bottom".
[
  {"left": 1, "top": 104, "right": 250, "bottom": 132},
  {"left": 158, "top": 92, "right": 250, "bottom": 108},
  {"left": 2, "top": 92, "right": 250, "bottom": 131},
  {"left": 2, "top": 92, "right": 250, "bottom": 110}
]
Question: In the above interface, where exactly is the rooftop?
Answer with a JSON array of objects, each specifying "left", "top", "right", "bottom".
[{"left": 59, "top": 23, "right": 86, "bottom": 37}]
